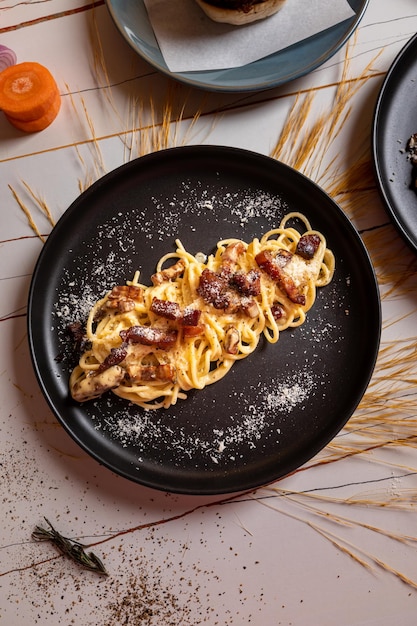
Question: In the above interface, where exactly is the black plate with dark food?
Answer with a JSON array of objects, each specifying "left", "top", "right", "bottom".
[
  {"left": 28, "top": 146, "right": 381, "bottom": 494},
  {"left": 373, "top": 32, "right": 417, "bottom": 253}
]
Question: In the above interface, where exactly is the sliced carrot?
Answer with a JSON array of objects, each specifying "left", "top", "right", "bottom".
[
  {"left": 0, "top": 61, "right": 59, "bottom": 121},
  {"left": 5, "top": 89, "right": 61, "bottom": 133}
]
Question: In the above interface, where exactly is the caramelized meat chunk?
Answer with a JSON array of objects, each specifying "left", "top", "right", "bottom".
[
  {"left": 255, "top": 250, "right": 306, "bottom": 306},
  {"left": 407, "top": 133, "right": 417, "bottom": 165},
  {"left": 181, "top": 308, "right": 204, "bottom": 336},
  {"left": 96, "top": 343, "right": 128, "bottom": 373},
  {"left": 182, "top": 324, "right": 205, "bottom": 337},
  {"left": 221, "top": 242, "right": 245, "bottom": 265},
  {"left": 240, "top": 297, "right": 259, "bottom": 318},
  {"left": 296, "top": 234, "right": 321, "bottom": 260},
  {"left": 198, "top": 266, "right": 262, "bottom": 316},
  {"left": 150, "top": 297, "right": 182, "bottom": 321},
  {"left": 120, "top": 325, "right": 178, "bottom": 349},
  {"left": 126, "top": 363, "right": 176, "bottom": 383},
  {"left": 229, "top": 269, "right": 261, "bottom": 296},
  {"left": 150, "top": 299, "right": 204, "bottom": 336},
  {"left": 198, "top": 268, "right": 230, "bottom": 309},
  {"left": 151, "top": 259, "right": 186, "bottom": 285},
  {"left": 181, "top": 307, "right": 201, "bottom": 327},
  {"left": 271, "top": 302, "right": 285, "bottom": 320},
  {"left": 255, "top": 250, "right": 289, "bottom": 281},
  {"left": 277, "top": 275, "right": 305, "bottom": 305},
  {"left": 106, "top": 285, "right": 143, "bottom": 313},
  {"left": 274, "top": 249, "right": 293, "bottom": 267}
]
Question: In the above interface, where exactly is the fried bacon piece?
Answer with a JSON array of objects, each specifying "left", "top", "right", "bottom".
[
  {"left": 274, "top": 249, "right": 293, "bottom": 267},
  {"left": 182, "top": 324, "right": 205, "bottom": 337},
  {"left": 255, "top": 250, "right": 288, "bottom": 282},
  {"left": 229, "top": 269, "right": 260, "bottom": 296},
  {"left": 126, "top": 363, "right": 176, "bottom": 383},
  {"left": 407, "top": 133, "right": 417, "bottom": 165},
  {"left": 198, "top": 265, "right": 261, "bottom": 316},
  {"left": 151, "top": 259, "right": 186, "bottom": 285},
  {"left": 271, "top": 302, "right": 285, "bottom": 320},
  {"left": 296, "top": 234, "right": 321, "bottom": 260},
  {"left": 105, "top": 285, "right": 143, "bottom": 313},
  {"left": 96, "top": 343, "right": 128, "bottom": 373},
  {"left": 182, "top": 308, "right": 201, "bottom": 326},
  {"left": 221, "top": 242, "right": 245, "bottom": 265},
  {"left": 255, "top": 250, "right": 306, "bottom": 306},
  {"left": 198, "top": 268, "right": 230, "bottom": 309},
  {"left": 181, "top": 307, "right": 204, "bottom": 337},
  {"left": 197, "top": 242, "right": 246, "bottom": 307},
  {"left": 240, "top": 298, "right": 259, "bottom": 318},
  {"left": 120, "top": 325, "right": 178, "bottom": 349},
  {"left": 150, "top": 299, "right": 204, "bottom": 336},
  {"left": 197, "top": 270, "right": 246, "bottom": 313},
  {"left": 150, "top": 297, "right": 182, "bottom": 321}
]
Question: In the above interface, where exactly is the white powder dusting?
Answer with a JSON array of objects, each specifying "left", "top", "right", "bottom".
[
  {"left": 310, "top": 322, "right": 339, "bottom": 343},
  {"left": 264, "top": 369, "right": 316, "bottom": 412},
  {"left": 87, "top": 363, "right": 322, "bottom": 466},
  {"left": 90, "top": 397, "right": 272, "bottom": 464},
  {"left": 52, "top": 211, "right": 143, "bottom": 331},
  {"left": 228, "top": 191, "right": 287, "bottom": 226},
  {"left": 52, "top": 272, "right": 97, "bottom": 331}
]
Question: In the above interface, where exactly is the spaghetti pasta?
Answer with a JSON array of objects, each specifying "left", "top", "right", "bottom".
[{"left": 69, "top": 212, "right": 335, "bottom": 409}]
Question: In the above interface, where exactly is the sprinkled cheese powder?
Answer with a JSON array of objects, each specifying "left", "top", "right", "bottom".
[
  {"left": 265, "top": 370, "right": 316, "bottom": 412},
  {"left": 85, "top": 364, "right": 321, "bottom": 465},
  {"left": 52, "top": 280, "right": 98, "bottom": 330}
]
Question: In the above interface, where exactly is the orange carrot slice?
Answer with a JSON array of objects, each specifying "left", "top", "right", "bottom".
[
  {"left": 0, "top": 61, "right": 60, "bottom": 122},
  {"left": 5, "top": 89, "right": 61, "bottom": 133}
]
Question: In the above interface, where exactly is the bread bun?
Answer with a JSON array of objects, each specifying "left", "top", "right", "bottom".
[{"left": 195, "top": 0, "right": 287, "bottom": 25}]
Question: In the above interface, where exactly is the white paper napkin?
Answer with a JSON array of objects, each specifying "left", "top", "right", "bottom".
[{"left": 143, "top": 0, "right": 355, "bottom": 72}]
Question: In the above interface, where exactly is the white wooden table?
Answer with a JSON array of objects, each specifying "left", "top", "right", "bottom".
[{"left": 1, "top": 1, "right": 417, "bottom": 623}]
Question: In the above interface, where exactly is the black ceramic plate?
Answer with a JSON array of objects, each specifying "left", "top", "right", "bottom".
[
  {"left": 28, "top": 146, "right": 381, "bottom": 495},
  {"left": 373, "top": 32, "right": 417, "bottom": 253}
]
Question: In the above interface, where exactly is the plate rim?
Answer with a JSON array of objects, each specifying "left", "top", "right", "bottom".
[
  {"left": 27, "top": 145, "right": 381, "bottom": 494},
  {"left": 105, "top": 0, "right": 369, "bottom": 93},
  {"left": 372, "top": 32, "right": 417, "bottom": 253}
]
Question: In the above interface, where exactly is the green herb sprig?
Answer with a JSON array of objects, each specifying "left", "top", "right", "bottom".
[{"left": 32, "top": 517, "right": 108, "bottom": 576}]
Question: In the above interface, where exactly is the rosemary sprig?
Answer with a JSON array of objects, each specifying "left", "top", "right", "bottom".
[{"left": 32, "top": 517, "right": 108, "bottom": 576}]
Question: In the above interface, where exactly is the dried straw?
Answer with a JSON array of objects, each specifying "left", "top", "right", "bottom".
[
  {"left": 8, "top": 184, "right": 46, "bottom": 243},
  {"left": 21, "top": 180, "right": 55, "bottom": 227},
  {"left": 255, "top": 488, "right": 417, "bottom": 589}
]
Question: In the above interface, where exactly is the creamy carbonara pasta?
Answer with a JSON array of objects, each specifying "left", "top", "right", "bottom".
[{"left": 69, "top": 212, "right": 335, "bottom": 409}]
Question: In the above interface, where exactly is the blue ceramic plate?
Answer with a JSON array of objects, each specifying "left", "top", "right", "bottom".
[{"left": 105, "top": 0, "right": 369, "bottom": 92}]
